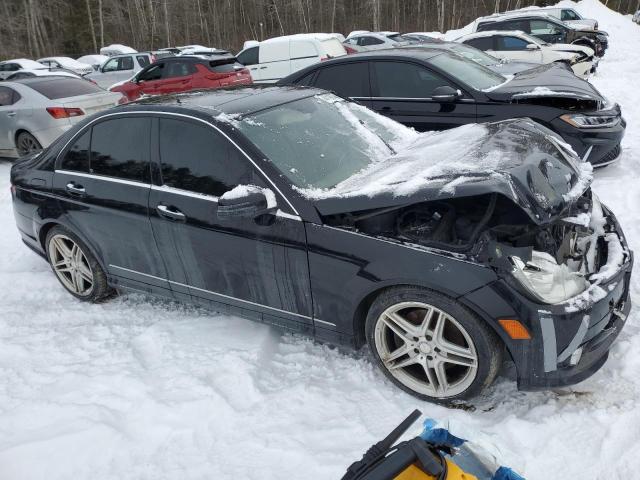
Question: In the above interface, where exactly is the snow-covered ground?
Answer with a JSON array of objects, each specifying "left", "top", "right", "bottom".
[{"left": 1, "top": 1, "right": 639, "bottom": 478}]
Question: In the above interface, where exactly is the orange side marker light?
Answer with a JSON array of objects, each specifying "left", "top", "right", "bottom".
[{"left": 498, "top": 319, "right": 531, "bottom": 340}]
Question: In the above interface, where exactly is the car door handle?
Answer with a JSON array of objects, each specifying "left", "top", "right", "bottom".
[
  {"left": 7, "top": 111, "right": 16, "bottom": 117},
  {"left": 259, "top": 66, "right": 267, "bottom": 69},
  {"left": 66, "top": 182, "right": 86, "bottom": 196},
  {"left": 157, "top": 204, "right": 186, "bottom": 222}
]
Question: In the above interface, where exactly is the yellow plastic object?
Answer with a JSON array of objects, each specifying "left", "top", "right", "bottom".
[{"left": 394, "top": 459, "right": 478, "bottom": 480}]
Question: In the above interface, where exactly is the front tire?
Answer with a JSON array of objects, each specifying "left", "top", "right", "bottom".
[
  {"left": 365, "top": 286, "right": 502, "bottom": 403},
  {"left": 16, "top": 131, "right": 42, "bottom": 157},
  {"left": 45, "top": 226, "right": 113, "bottom": 302}
]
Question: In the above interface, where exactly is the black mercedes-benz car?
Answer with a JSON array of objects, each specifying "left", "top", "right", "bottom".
[
  {"left": 279, "top": 49, "right": 625, "bottom": 166},
  {"left": 10, "top": 87, "right": 632, "bottom": 403}
]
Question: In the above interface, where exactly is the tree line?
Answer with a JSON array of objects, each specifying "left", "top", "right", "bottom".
[{"left": 2, "top": 0, "right": 639, "bottom": 60}]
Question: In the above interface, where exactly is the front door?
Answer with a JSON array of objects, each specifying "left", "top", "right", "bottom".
[
  {"left": 52, "top": 115, "right": 171, "bottom": 294},
  {"left": 148, "top": 115, "right": 313, "bottom": 327},
  {"left": 368, "top": 60, "right": 477, "bottom": 131},
  {"left": 494, "top": 35, "right": 543, "bottom": 63}
]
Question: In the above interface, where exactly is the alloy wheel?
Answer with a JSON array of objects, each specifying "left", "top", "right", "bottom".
[
  {"left": 48, "top": 234, "right": 94, "bottom": 296},
  {"left": 373, "top": 301, "right": 478, "bottom": 398},
  {"left": 17, "top": 133, "right": 41, "bottom": 156}
]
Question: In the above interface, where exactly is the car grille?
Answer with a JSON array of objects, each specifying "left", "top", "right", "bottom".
[{"left": 603, "top": 144, "right": 621, "bottom": 162}]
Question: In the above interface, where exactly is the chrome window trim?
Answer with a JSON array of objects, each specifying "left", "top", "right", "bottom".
[
  {"left": 110, "top": 264, "right": 313, "bottom": 321},
  {"left": 55, "top": 169, "right": 150, "bottom": 187},
  {"left": 54, "top": 110, "right": 300, "bottom": 215},
  {"left": 150, "top": 184, "right": 219, "bottom": 202}
]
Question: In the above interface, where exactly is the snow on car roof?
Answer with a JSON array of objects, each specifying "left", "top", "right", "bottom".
[
  {"left": 262, "top": 33, "right": 343, "bottom": 44},
  {"left": 1, "top": 58, "right": 47, "bottom": 69}
]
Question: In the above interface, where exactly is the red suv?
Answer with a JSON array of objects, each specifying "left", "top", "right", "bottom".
[{"left": 111, "top": 55, "right": 252, "bottom": 103}]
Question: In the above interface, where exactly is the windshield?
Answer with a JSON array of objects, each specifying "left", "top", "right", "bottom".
[
  {"left": 234, "top": 94, "right": 416, "bottom": 190},
  {"left": 449, "top": 44, "right": 499, "bottom": 66},
  {"left": 429, "top": 52, "right": 505, "bottom": 91}
]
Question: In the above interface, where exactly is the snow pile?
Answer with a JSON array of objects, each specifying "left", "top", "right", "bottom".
[{"left": 0, "top": 2, "right": 639, "bottom": 480}]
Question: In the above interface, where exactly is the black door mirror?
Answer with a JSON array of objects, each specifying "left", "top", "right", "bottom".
[
  {"left": 431, "top": 85, "right": 461, "bottom": 102},
  {"left": 218, "top": 185, "right": 277, "bottom": 221}
]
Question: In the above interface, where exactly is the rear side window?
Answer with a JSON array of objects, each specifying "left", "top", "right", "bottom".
[
  {"left": 61, "top": 130, "right": 91, "bottom": 172},
  {"left": 358, "top": 36, "right": 384, "bottom": 46},
  {"left": 464, "top": 37, "right": 494, "bottom": 51},
  {"left": 496, "top": 36, "right": 529, "bottom": 51},
  {"left": 163, "top": 61, "right": 194, "bottom": 78},
  {"left": 208, "top": 61, "right": 242, "bottom": 73},
  {"left": 0, "top": 86, "right": 19, "bottom": 106},
  {"left": 159, "top": 118, "right": 251, "bottom": 196},
  {"left": 90, "top": 117, "right": 150, "bottom": 182},
  {"left": 313, "top": 63, "right": 369, "bottom": 98},
  {"left": 27, "top": 78, "right": 103, "bottom": 100},
  {"left": 372, "top": 61, "right": 452, "bottom": 98},
  {"left": 237, "top": 46, "right": 259, "bottom": 66},
  {"left": 137, "top": 55, "right": 150, "bottom": 67}
]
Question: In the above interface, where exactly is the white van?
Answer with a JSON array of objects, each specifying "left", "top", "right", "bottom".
[{"left": 236, "top": 33, "right": 347, "bottom": 83}]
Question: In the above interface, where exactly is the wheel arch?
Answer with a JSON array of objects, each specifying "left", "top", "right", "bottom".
[{"left": 38, "top": 220, "right": 109, "bottom": 275}]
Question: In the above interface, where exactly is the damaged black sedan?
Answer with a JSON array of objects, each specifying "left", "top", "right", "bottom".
[{"left": 10, "top": 87, "right": 633, "bottom": 403}]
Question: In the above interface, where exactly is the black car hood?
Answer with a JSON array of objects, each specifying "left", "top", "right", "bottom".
[
  {"left": 485, "top": 63, "right": 603, "bottom": 103},
  {"left": 309, "top": 119, "right": 592, "bottom": 225}
]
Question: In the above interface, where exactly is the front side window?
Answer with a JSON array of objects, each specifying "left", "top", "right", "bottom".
[
  {"left": 496, "top": 36, "right": 530, "bottom": 51},
  {"left": 237, "top": 46, "right": 259, "bottom": 66},
  {"left": 90, "top": 117, "right": 150, "bottom": 182},
  {"left": 428, "top": 52, "right": 505, "bottom": 91},
  {"left": 102, "top": 58, "right": 119, "bottom": 72},
  {"left": 159, "top": 118, "right": 251, "bottom": 196},
  {"left": 372, "top": 61, "right": 453, "bottom": 98},
  {"left": 313, "top": 62, "right": 369, "bottom": 97},
  {"left": 138, "top": 64, "right": 163, "bottom": 81},
  {"left": 60, "top": 130, "right": 91, "bottom": 172}
]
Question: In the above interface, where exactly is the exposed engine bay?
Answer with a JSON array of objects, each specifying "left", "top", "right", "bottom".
[{"left": 324, "top": 190, "right": 628, "bottom": 305}]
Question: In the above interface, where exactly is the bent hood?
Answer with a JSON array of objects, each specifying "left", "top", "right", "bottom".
[
  {"left": 546, "top": 43, "right": 594, "bottom": 57},
  {"left": 305, "top": 119, "right": 593, "bottom": 225},
  {"left": 485, "top": 63, "right": 603, "bottom": 103}
]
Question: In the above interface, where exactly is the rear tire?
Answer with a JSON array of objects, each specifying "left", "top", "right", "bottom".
[
  {"left": 365, "top": 286, "right": 502, "bottom": 403},
  {"left": 16, "top": 131, "right": 42, "bottom": 157},
  {"left": 45, "top": 226, "right": 114, "bottom": 302}
]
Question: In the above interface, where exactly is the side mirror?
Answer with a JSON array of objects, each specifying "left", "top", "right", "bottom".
[
  {"left": 431, "top": 85, "right": 461, "bottom": 102},
  {"left": 526, "top": 43, "right": 539, "bottom": 50},
  {"left": 218, "top": 185, "right": 277, "bottom": 221}
]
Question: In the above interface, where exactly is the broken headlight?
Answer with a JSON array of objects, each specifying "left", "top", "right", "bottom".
[
  {"left": 560, "top": 113, "right": 620, "bottom": 129},
  {"left": 509, "top": 251, "right": 589, "bottom": 304}
]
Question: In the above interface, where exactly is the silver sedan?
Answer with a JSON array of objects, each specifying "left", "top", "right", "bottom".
[{"left": 0, "top": 77, "right": 122, "bottom": 157}]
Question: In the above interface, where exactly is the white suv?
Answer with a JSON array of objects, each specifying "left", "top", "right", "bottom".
[
  {"left": 85, "top": 53, "right": 153, "bottom": 89},
  {"left": 457, "top": 30, "right": 596, "bottom": 79}
]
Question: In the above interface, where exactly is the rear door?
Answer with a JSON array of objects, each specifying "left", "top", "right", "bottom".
[
  {"left": 290, "top": 39, "right": 320, "bottom": 73},
  {"left": 157, "top": 60, "right": 195, "bottom": 95},
  {"left": 0, "top": 86, "right": 21, "bottom": 150},
  {"left": 52, "top": 115, "right": 172, "bottom": 295},
  {"left": 148, "top": 115, "right": 313, "bottom": 326},
  {"left": 368, "top": 60, "right": 476, "bottom": 131}
]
